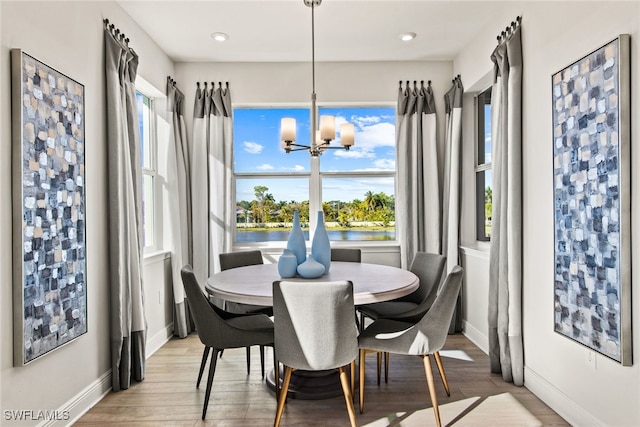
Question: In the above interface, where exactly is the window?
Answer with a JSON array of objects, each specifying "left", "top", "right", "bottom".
[
  {"left": 136, "top": 91, "right": 157, "bottom": 250},
  {"left": 233, "top": 106, "right": 396, "bottom": 243},
  {"left": 475, "top": 87, "right": 492, "bottom": 241}
]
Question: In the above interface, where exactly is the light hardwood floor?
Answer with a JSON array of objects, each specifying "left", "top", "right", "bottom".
[{"left": 76, "top": 333, "right": 569, "bottom": 426}]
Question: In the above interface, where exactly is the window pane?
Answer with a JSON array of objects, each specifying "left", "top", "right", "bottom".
[
  {"left": 136, "top": 92, "right": 152, "bottom": 169},
  {"left": 477, "top": 87, "right": 492, "bottom": 165},
  {"left": 484, "top": 103, "right": 492, "bottom": 164},
  {"left": 318, "top": 107, "right": 396, "bottom": 172},
  {"left": 234, "top": 108, "right": 310, "bottom": 173},
  {"left": 476, "top": 169, "right": 492, "bottom": 241},
  {"left": 322, "top": 177, "right": 395, "bottom": 241},
  {"left": 235, "top": 177, "right": 310, "bottom": 242},
  {"left": 142, "top": 174, "right": 154, "bottom": 248}
]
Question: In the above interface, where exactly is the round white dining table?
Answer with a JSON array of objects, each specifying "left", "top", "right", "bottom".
[
  {"left": 206, "top": 261, "right": 419, "bottom": 400},
  {"left": 206, "top": 261, "right": 419, "bottom": 306}
]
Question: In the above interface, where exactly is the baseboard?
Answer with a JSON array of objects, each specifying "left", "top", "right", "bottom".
[
  {"left": 462, "top": 320, "right": 489, "bottom": 354},
  {"left": 524, "top": 366, "right": 602, "bottom": 426},
  {"left": 146, "top": 323, "right": 174, "bottom": 358},
  {"left": 39, "top": 370, "right": 112, "bottom": 427},
  {"left": 38, "top": 323, "right": 174, "bottom": 427}
]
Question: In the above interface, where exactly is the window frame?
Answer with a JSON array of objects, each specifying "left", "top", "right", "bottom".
[
  {"left": 136, "top": 89, "right": 160, "bottom": 253},
  {"left": 232, "top": 102, "right": 397, "bottom": 246},
  {"left": 475, "top": 86, "right": 492, "bottom": 242}
]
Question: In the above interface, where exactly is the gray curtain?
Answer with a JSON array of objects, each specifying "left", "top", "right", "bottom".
[
  {"left": 488, "top": 22, "right": 524, "bottom": 385},
  {"left": 166, "top": 77, "right": 195, "bottom": 338},
  {"left": 104, "top": 21, "right": 147, "bottom": 391},
  {"left": 192, "top": 82, "right": 234, "bottom": 295},
  {"left": 396, "top": 81, "right": 440, "bottom": 270},
  {"left": 442, "top": 76, "right": 464, "bottom": 333}
]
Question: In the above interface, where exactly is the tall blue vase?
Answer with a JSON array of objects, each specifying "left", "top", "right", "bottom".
[
  {"left": 287, "top": 210, "right": 307, "bottom": 265},
  {"left": 311, "top": 211, "right": 331, "bottom": 274}
]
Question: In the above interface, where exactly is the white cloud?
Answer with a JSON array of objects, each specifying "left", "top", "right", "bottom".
[
  {"left": 256, "top": 163, "right": 274, "bottom": 171},
  {"left": 355, "top": 122, "right": 396, "bottom": 150},
  {"left": 243, "top": 141, "right": 263, "bottom": 154},
  {"left": 372, "top": 158, "right": 396, "bottom": 170},
  {"left": 281, "top": 164, "right": 306, "bottom": 172},
  {"left": 333, "top": 149, "right": 375, "bottom": 159}
]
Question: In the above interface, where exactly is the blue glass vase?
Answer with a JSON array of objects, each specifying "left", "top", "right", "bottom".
[
  {"left": 297, "top": 255, "right": 325, "bottom": 279},
  {"left": 311, "top": 211, "right": 331, "bottom": 274},
  {"left": 287, "top": 210, "right": 307, "bottom": 265},
  {"left": 278, "top": 249, "right": 298, "bottom": 278}
]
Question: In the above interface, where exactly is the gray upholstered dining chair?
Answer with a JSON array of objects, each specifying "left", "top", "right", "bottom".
[
  {"left": 208, "top": 250, "right": 272, "bottom": 378},
  {"left": 180, "top": 265, "right": 275, "bottom": 420},
  {"left": 331, "top": 248, "right": 362, "bottom": 263},
  {"left": 273, "top": 280, "right": 358, "bottom": 427},
  {"left": 357, "top": 252, "right": 446, "bottom": 383},
  {"left": 358, "top": 265, "right": 464, "bottom": 427}
]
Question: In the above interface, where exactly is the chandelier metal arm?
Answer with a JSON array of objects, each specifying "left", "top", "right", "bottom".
[{"left": 279, "top": 0, "right": 354, "bottom": 157}]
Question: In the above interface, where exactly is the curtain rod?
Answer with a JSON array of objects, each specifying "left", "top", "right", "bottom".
[
  {"left": 103, "top": 18, "right": 130, "bottom": 45},
  {"left": 196, "top": 81, "right": 229, "bottom": 88},
  {"left": 497, "top": 15, "right": 521, "bottom": 43}
]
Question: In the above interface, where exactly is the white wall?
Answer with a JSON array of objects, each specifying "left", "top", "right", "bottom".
[
  {"left": 455, "top": 2, "right": 640, "bottom": 425},
  {"left": 0, "top": 2, "right": 175, "bottom": 425}
]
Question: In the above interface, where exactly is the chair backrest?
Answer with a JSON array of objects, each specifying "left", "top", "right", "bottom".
[
  {"left": 219, "top": 250, "right": 264, "bottom": 271},
  {"left": 181, "top": 265, "right": 225, "bottom": 346},
  {"left": 330, "top": 248, "right": 362, "bottom": 263},
  {"left": 402, "top": 252, "right": 446, "bottom": 306},
  {"left": 413, "top": 265, "right": 464, "bottom": 353},
  {"left": 273, "top": 280, "right": 358, "bottom": 371},
  {"left": 181, "top": 264, "right": 259, "bottom": 349}
]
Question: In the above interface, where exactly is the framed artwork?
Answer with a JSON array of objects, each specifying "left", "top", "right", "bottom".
[
  {"left": 552, "top": 35, "right": 631, "bottom": 365},
  {"left": 11, "top": 49, "right": 87, "bottom": 366}
]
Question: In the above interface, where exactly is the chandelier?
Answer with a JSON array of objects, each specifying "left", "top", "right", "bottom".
[{"left": 280, "top": 0, "right": 355, "bottom": 157}]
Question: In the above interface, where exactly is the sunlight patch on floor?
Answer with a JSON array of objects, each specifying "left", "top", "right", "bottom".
[
  {"left": 363, "top": 393, "right": 542, "bottom": 426},
  {"left": 439, "top": 349, "right": 474, "bottom": 362}
]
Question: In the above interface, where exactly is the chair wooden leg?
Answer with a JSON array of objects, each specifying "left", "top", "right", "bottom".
[
  {"left": 376, "top": 352, "right": 382, "bottom": 385},
  {"left": 359, "top": 349, "right": 366, "bottom": 414},
  {"left": 422, "top": 354, "right": 441, "bottom": 427},
  {"left": 433, "top": 351, "right": 450, "bottom": 396},
  {"left": 202, "top": 349, "right": 220, "bottom": 420},
  {"left": 196, "top": 346, "right": 211, "bottom": 388},
  {"left": 273, "top": 353, "right": 280, "bottom": 400},
  {"left": 260, "top": 345, "right": 266, "bottom": 378},
  {"left": 246, "top": 346, "right": 251, "bottom": 375},
  {"left": 274, "top": 366, "right": 293, "bottom": 427},
  {"left": 350, "top": 360, "right": 356, "bottom": 396},
  {"left": 384, "top": 352, "right": 389, "bottom": 383},
  {"left": 338, "top": 366, "right": 358, "bottom": 427}
]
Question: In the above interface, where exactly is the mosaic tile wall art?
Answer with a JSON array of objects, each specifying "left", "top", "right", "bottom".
[
  {"left": 11, "top": 50, "right": 87, "bottom": 366},
  {"left": 552, "top": 35, "right": 632, "bottom": 365}
]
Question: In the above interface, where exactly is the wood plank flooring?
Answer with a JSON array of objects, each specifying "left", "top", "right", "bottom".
[{"left": 75, "top": 333, "right": 569, "bottom": 426}]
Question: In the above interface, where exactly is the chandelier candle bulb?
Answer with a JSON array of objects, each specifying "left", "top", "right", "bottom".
[
  {"left": 320, "top": 115, "right": 335, "bottom": 141},
  {"left": 280, "top": 118, "right": 296, "bottom": 142},
  {"left": 340, "top": 123, "right": 355, "bottom": 147}
]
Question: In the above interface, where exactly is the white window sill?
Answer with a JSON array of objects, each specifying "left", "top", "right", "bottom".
[
  {"left": 143, "top": 249, "right": 171, "bottom": 265},
  {"left": 460, "top": 242, "right": 490, "bottom": 260}
]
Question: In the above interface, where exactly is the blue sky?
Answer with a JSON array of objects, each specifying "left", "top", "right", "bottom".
[{"left": 234, "top": 106, "right": 395, "bottom": 203}]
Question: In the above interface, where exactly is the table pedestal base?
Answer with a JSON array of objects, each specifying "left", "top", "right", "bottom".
[{"left": 266, "top": 368, "right": 357, "bottom": 400}]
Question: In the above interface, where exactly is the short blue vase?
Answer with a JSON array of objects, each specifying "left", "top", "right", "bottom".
[
  {"left": 287, "top": 210, "right": 307, "bottom": 265},
  {"left": 296, "top": 256, "right": 325, "bottom": 279},
  {"left": 277, "top": 249, "right": 298, "bottom": 278}
]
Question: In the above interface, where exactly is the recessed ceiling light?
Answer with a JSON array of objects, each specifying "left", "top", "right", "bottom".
[
  {"left": 399, "top": 32, "right": 417, "bottom": 42},
  {"left": 211, "top": 32, "right": 229, "bottom": 42}
]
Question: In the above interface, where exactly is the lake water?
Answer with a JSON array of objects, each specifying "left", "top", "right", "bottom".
[{"left": 236, "top": 229, "right": 395, "bottom": 242}]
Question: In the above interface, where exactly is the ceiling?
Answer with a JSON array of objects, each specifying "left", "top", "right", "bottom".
[{"left": 116, "top": 0, "right": 508, "bottom": 63}]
